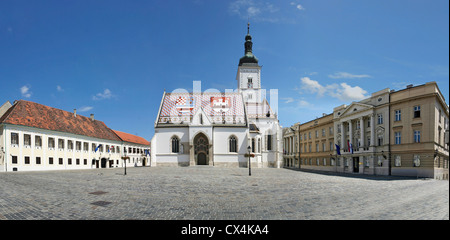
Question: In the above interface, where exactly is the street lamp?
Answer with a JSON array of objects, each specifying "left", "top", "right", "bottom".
[
  {"left": 123, "top": 148, "right": 127, "bottom": 175},
  {"left": 247, "top": 145, "right": 251, "bottom": 176}
]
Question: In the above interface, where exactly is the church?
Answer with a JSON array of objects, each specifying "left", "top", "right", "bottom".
[{"left": 150, "top": 24, "right": 283, "bottom": 168}]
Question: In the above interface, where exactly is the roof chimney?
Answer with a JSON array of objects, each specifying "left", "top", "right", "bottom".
[
  {"left": 73, "top": 109, "right": 77, "bottom": 117},
  {"left": 90, "top": 114, "right": 94, "bottom": 121}
]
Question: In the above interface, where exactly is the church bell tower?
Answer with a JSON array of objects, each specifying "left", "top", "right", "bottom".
[{"left": 237, "top": 22, "right": 262, "bottom": 104}]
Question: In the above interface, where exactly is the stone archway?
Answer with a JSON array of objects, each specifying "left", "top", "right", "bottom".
[{"left": 194, "top": 133, "right": 209, "bottom": 165}]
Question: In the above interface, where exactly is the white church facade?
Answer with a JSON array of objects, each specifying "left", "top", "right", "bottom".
[{"left": 151, "top": 24, "right": 283, "bottom": 168}]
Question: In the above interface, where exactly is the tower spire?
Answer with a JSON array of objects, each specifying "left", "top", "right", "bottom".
[{"left": 239, "top": 22, "right": 258, "bottom": 66}]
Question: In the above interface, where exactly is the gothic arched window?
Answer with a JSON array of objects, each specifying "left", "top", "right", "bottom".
[
  {"left": 229, "top": 136, "right": 237, "bottom": 153},
  {"left": 171, "top": 136, "right": 179, "bottom": 153}
]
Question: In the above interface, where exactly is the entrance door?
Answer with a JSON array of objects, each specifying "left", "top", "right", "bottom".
[
  {"left": 194, "top": 133, "right": 209, "bottom": 165},
  {"left": 353, "top": 157, "right": 359, "bottom": 173},
  {"left": 101, "top": 158, "right": 107, "bottom": 168},
  {"left": 198, "top": 153, "right": 207, "bottom": 165}
]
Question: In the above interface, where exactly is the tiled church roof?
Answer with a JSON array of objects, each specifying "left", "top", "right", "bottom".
[
  {"left": 157, "top": 92, "right": 247, "bottom": 126},
  {"left": 0, "top": 100, "right": 121, "bottom": 142}
]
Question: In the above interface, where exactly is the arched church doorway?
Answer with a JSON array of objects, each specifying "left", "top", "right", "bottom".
[{"left": 194, "top": 133, "right": 209, "bottom": 165}]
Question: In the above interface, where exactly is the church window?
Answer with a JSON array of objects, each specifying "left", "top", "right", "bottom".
[
  {"left": 252, "top": 138, "right": 255, "bottom": 153},
  {"left": 171, "top": 137, "right": 179, "bottom": 153},
  {"left": 247, "top": 77, "right": 253, "bottom": 88},
  {"left": 267, "top": 134, "right": 273, "bottom": 151},
  {"left": 229, "top": 136, "right": 237, "bottom": 153}
]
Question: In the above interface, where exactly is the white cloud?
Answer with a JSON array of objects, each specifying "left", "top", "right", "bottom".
[
  {"left": 92, "top": 89, "right": 113, "bottom": 100},
  {"left": 290, "top": 2, "right": 305, "bottom": 10},
  {"left": 282, "top": 97, "right": 294, "bottom": 104},
  {"left": 78, "top": 106, "right": 93, "bottom": 112},
  {"left": 300, "top": 77, "right": 326, "bottom": 96},
  {"left": 229, "top": 0, "right": 281, "bottom": 22},
  {"left": 56, "top": 85, "right": 64, "bottom": 92},
  {"left": 328, "top": 72, "right": 371, "bottom": 79},
  {"left": 330, "top": 83, "right": 368, "bottom": 101},
  {"left": 20, "top": 85, "right": 32, "bottom": 98},
  {"left": 300, "top": 77, "right": 369, "bottom": 102}
]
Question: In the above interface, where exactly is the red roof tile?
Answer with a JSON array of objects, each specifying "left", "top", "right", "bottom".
[
  {"left": 0, "top": 100, "right": 121, "bottom": 142},
  {"left": 112, "top": 130, "right": 150, "bottom": 146}
]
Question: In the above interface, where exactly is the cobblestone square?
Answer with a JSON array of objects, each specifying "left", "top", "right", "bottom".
[{"left": 0, "top": 167, "right": 448, "bottom": 220}]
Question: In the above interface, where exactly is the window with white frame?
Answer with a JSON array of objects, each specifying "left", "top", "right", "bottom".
[
  {"left": 377, "top": 114, "right": 383, "bottom": 124},
  {"left": 48, "top": 137, "right": 55, "bottom": 149},
  {"left": 395, "top": 131, "right": 401, "bottom": 145},
  {"left": 395, "top": 110, "right": 401, "bottom": 121},
  {"left": 414, "top": 130, "right": 421, "bottom": 143},
  {"left": 11, "top": 133, "right": 19, "bottom": 145},
  {"left": 24, "top": 134, "right": 31, "bottom": 147},
  {"left": 35, "top": 136, "right": 42, "bottom": 147}
]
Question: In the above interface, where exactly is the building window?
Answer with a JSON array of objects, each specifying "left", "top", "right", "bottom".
[
  {"left": 68, "top": 158, "right": 72, "bottom": 165},
  {"left": 84, "top": 159, "right": 87, "bottom": 165},
  {"left": 24, "top": 156, "right": 30, "bottom": 164},
  {"left": 49, "top": 157, "right": 54, "bottom": 165},
  {"left": 24, "top": 134, "right": 31, "bottom": 147},
  {"left": 378, "top": 136, "right": 383, "bottom": 146},
  {"left": 35, "top": 136, "right": 42, "bottom": 147},
  {"left": 229, "top": 136, "right": 237, "bottom": 153},
  {"left": 395, "top": 110, "right": 401, "bottom": 121},
  {"left": 247, "top": 77, "right": 253, "bottom": 88},
  {"left": 251, "top": 138, "right": 255, "bottom": 153},
  {"left": 171, "top": 137, "right": 179, "bottom": 153},
  {"left": 11, "top": 132, "right": 19, "bottom": 145},
  {"left": 58, "top": 139, "right": 65, "bottom": 150},
  {"left": 316, "top": 143, "right": 319, "bottom": 152},
  {"left": 76, "top": 141, "right": 81, "bottom": 151},
  {"left": 12, "top": 155, "right": 18, "bottom": 164},
  {"left": 267, "top": 135, "right": 273, "bottom": 151},
  {"left": 76, "top": 158, "right": 80, "bottom": 165},
  {"left": 395, "top": 132, "right": 401, "bottom": 145},
  {"left": 48, "top": 137, "right": 55, "bottom": 148},
  {"left": 92, "top": 143, "right": 97, "bottom": 152},
  {"left": 83, "top": 142, "right": 89, "bottom": 151},
  {"left": 68, "top": 140, "right": 73, "bottom": 150},
  {"left": 36, "top": 157, "right": 41, "bottom": 164},
  {"left": 414, "top": 130, "right": 421, "bottom": 143},
  {"left": 414, "top": 105, "right": 421, "bottom": 118},
  {"left": 59, "top": 158, "right": 63, "bottom": 165},
  {"left": 377, "top": 114, "right": 383, "bottom": 124}
]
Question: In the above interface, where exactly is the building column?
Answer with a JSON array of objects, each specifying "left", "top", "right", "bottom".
[
  {"left": 340, "top": 122, "right": 345, "bottom": 149},
  {"left": 360, "top": 117, "right": 365, "bottom": 148},
  {"left": 370, "top": 114, "right": 375, "bottom": 147},
  {"left": 348, "top": 120, "right": 353, "bottom": 150}
]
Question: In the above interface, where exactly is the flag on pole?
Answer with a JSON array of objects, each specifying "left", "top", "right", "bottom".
[
  {"left": 95, "top": 144, "right": 102, "bottom": 152},
  {"left": 348, "top": 140, "right": 353, "bottom": 154},
  {"left": 335, "top": 144, "right": 341, "bottom": 155}
]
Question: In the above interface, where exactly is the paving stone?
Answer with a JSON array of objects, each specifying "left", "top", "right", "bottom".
[{"left": 0, "top": 167, "right": 448, "bottom": 220}]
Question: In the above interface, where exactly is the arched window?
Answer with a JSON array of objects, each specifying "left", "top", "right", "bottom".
[
  {"left": 171, "top": 136, "right": 179, "bottom": 153},
  {"left": 251, "top": 138, "right": 255, "bottom": 153},
  {"left": 229, "top": 136, "right": 237, "bottom": 153}
]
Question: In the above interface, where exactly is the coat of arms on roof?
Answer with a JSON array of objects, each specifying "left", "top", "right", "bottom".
[{"left": 211, "top": 97, "right": 231, "bottom": 113}]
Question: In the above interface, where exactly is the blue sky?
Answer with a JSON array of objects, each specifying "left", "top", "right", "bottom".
[{"left": 1, "top": 0, "right": 448, "bottom": 141}]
